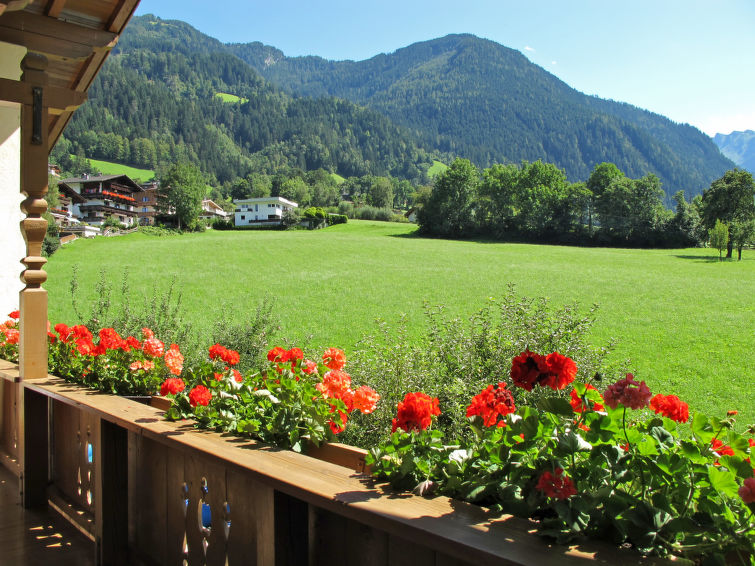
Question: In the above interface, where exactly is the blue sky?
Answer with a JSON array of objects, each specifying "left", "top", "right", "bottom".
[{"left": 135, "top": 1, "right": 755, "bottom": 137}]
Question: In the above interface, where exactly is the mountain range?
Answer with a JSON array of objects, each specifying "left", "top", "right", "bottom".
[
  {"left": 59, "top": 15, "right": 735, "bottom": 200},
  {"left": 713, "top": 130, "right": 755, "bottom": 173}
]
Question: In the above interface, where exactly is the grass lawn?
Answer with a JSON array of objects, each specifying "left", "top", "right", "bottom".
[
  {"left": 215, "top": 92, "right": 249, "bottom": 104},
  {"left": 45, "top": 221, "right": 755, "bottom": 425},
  {"left": 427, "top": 160, "right": 448, "bottom": 178},
  {"left": 86, "top": 158, "right": 155, "bottom": 182}
]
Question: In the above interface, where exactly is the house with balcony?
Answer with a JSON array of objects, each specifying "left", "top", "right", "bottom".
[
  {"left": 49, "top": 182, "right": 85, "bottom": 228},
  {"left": 234, "top": 196, "right": 297, "bottom": 226},
  {"left": 59, "top": 174, "right": 141, "bottom": 227},
  {"left": 133, "top": 180, "right": 160, "bottom": 225},
  {"left": 199, "top": 198, "right": 230, "bottom": 221}
]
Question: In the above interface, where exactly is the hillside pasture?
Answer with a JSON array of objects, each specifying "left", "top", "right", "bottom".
[
  {"left": 45, "top": 221, "right": 755, "bottom": 425},
  {"left": 85, "top": 158, "right": 155, "bottom": 182}
]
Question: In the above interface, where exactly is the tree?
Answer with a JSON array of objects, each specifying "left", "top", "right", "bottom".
[
  {"left": 701, "top": 169, "right": 755, "bottom": 258},
  {"left": 586, "top": 162, "right": 624, "bottom": 233},
  {"left": 159, "top": 162, "right": 205, "bottom": 230},
  {"left": 367, "top": 177, "right": 393, "bottom": 209},
  {"left": 418, "top": 158, "right": 479, "bottom": 237},
  {"left": 730, "top": 219, "right": 755, "bottom": 260},
  {"left": 709, "top": 220, "right": 729, "bottom": 261}
]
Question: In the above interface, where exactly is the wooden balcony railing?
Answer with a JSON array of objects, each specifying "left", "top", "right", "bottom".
[{"left": 0, "top": 360, "right": 665, "bottom": 566}]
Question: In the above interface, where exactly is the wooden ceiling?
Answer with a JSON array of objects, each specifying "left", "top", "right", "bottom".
[{"left": 0, "top": 0, "right": 141, "bottom": 150}]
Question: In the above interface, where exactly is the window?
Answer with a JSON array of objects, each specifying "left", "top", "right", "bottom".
[
  {"left": 240, "top": 215, "right": 245, "bottom": 220},
  {"left": 255, "top": 204, "right": 258, "bottom": 211},
  {"left": 142, "top": 207, "right": 149, "bottom": 212},
  {"left": 142, "top": 197, "right": 148, "bottom": 202}
]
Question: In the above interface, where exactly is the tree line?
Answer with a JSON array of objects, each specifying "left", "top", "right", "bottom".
[{"left": 418, "top": 159, "right": 755, "bottom": 252}]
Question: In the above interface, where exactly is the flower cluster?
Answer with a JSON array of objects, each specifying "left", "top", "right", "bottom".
[
  {"left": 163, "top": 344, "right": 380, "bottom": 452},
  {"left": 0, "top": 311, "right": 20, "bottom": 362},
  {"left": 603, "top": 373, "right": 652, "bottom": 410},
  {"left": 536, "top": 468, "right": 577, "bottom": 500},
  {"left": 391, "top": 391, "right": 441, "bottom": 433},
  {"left": 510, "top": 350, "right": 578, "bottom": 391},
  {"left": 466, "top": 382, "right": 516, "bottom": 427},
  {"left": 367, "top": 352, "right": 755, "bottom": 563}
]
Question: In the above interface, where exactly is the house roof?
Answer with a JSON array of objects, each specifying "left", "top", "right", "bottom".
[
  {"left": 59, "top": 173, "right": 142, "bottom": 191},
  {"left": 233, "top": 196, "right": 298, "bottom": 208},
  {"left": 0, "top": 0, "right": 141, "bottom": 150},
  {"left": 57, "top": 181, "right": 85, "bottom": 203}
]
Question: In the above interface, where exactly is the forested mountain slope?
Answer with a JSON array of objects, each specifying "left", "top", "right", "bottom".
[
  {"left": 59, "top": 16, "right": 437, "bottom": 184},
  {"left": 713, "top": 130, "right": 755, "bottom": 173},
  {"left": 230, "top": 33, "right": 734, "bottom": 198}
]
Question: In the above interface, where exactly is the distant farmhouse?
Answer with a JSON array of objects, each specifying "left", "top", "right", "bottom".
[
  {"left": 200, "top": 199, "right": 231, "bottom": 222},
  {"left": 234, "top": 196, "right": 297, "bottom": 227},
  {"left": 58, "top": 174, "right": 141, "bottom": 228},
  {"left": 133, "top": 181, "right": 159, "bottom": 226}
]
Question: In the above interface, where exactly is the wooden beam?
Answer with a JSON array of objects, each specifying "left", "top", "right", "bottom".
[
  {"left": 0, "top": 77, "right": 87, "bottom": 111},
  {"left": 0, "top": 1, "right": 31, "bottom": 16},
  {"left": 0, "top": 11, "right": 118, "bottom": 61},
  {"left": 45, "top": 0, "right": 66, "bottom": 18}
]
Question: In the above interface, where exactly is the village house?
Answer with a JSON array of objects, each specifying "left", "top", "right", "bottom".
[
  {"left": 49, "top": 181, "right": 85, "bottom": 228},
  {"left": 132, "top": 180, "right": 159, "bottom": 225},
  {"left": 199, "top": 198, "right": 230, "bottom": 222},
  {"left": 58, "top": 173, "right": 141, "bottom": 227},
  {"left": 233, "top": 196, "right": 297, "bottom": 226}
]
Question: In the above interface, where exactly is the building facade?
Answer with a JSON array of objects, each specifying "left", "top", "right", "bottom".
[
  {"left": 132, "top": 181, "right": 159, "bottom": 225},
  {"left": 234, "top": 196, "right": 297, "bottom": 226},
  {"left": 59, "top": 174, "right": 141, "bottom": 227}
]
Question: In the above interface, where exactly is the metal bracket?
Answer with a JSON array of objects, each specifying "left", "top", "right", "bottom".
[{"left": 31, "top": 86, "right": 42, "bottom": 145}]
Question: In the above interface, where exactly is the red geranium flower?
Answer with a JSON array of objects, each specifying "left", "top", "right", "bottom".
[
  {"left": 267, "top": 346, "right": 290, "bottom": 363},
  {"left": 232, "top": 369, "right": 243, "bottom": 383},
  {"left": 649, "top": 393, "right": 689, "bottom": 423},
  {"left": 711, "top": 438, "right": 735, "bottom": 457},
  {"left": 352, "top": 385, "right": 380, "bottom": 414},
  {"left": 3, "top": 328, "right": 19, "bottom": 345},
  {"left": 570, "top": 384, "right": 605, "bottom": 413},
  {"left": 188, "top": 385, "right": 212, "bottom": 407},
  {"left": 125, "top": 336, "right": 141, "bottom": 350},
  {"left": 603, "top": 374, "right": 652, "bottom": 410},
  {"left": 466, "top": 382, "right": 516, "bottom": 427},
  {"left": 301, "top": 359, "right": 318, "bottom": 375},
  {"left": 391, "top": 392, "right": 441, "bottom": 433},
  {"left": 54, "top": 323, "right": 71, "bottom": 342},
  {"left": 160, "top": 377, "right": 186, "bottom": 396},
  {"left": 540, "top": 352, "right": 578, "bottom": 390},
  {"left": 8, "top": 310, "right": 20, "bottom": 319},
  {"left": 142, "top": 327, "right": 154, "bottom": 339},
  {"left": 209, "top": 343, "right": 227, "bottom": 360},
  {"left": 536, "top": 468, "right": 577, "bottom": 500},
  {"left": 740, "top": 477, "right": 755, "bottom": 504},
  {"left": 316, "top": 370, "right": 352, "bottom": 399},
  {"left": 164, "top": 344, "right": 184, "bottom": 376},
  {"left": 98, "top": 327, "right": 124, "bottom": 350},
  {"left": 322, "top": 347, "right": 346, "bottom": 370},
  {"left": 143, "top": 338, "right": 165, "bottom": 358},
  {"left": 328, "top": 408, "right": 348, "bottom": 434},
  {"left": 510, "top": 350, "right": 547, "bottom": 391}
]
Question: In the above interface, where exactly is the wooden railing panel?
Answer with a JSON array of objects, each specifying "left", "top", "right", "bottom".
[
  {"left": 131, "top": 432, "right": 169, "bottom": 566},
  {"left": 21, "top": 377, "right": 667, "bottom": 566},
  {"left": 0, "top": 380, "right": 20, "bottom": 469},
  {"left": 343, "top": 512, "right": 389, "bottom": 566},
  {"left": 184, "top": 451, "right": 229, "bottom": 565},
  {"left": 51, "top": 399, "right": 84, "bottom": 506}
]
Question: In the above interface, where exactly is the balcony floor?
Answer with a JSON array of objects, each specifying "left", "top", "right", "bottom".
[{"left": 0, "top": 464, "right": 94, "bottom": 566}]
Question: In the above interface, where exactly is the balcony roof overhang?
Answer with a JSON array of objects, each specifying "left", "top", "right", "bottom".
[{"left": 0, "top": 0, "right": 140, "bottom": 150}]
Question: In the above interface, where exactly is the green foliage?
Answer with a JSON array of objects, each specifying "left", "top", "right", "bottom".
[
  {"left": 235, "top": 33, "right": 734, "bottom": 196},
  {"left": 327, "top": 213, "right": 348, "bottom": 225},
  {"left": 709, "top": 220, "right": 730, "bottom": 261},
  {"left": 158, "top": 162, "right": 206, "bottom": 230},
  {"left": 418, "top": 158, "right": 479, "bottom": 237},
  {"left": 702, "top": 168, "right": 755, "bottom": 258},
  {"left": 281, "top": 207, "right": 303, "bottom": 229},
  {"left": 341, "top": 286, "right": 618, "bottom": 448}
]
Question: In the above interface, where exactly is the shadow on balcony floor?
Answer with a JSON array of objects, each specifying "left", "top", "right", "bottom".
[{"left": 0, "top": 464, "right": 94, "bottom": 566}]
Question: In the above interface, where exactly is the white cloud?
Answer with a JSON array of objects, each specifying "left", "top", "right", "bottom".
[
  {"left": 551, "top": 61, "right": 557, "bottom": 65},
  {"left": 524, "top": 45, "right": 535, "bottom": 52},
  {"left": 693, "top": 111, "right": 755, "bottom": 137}
]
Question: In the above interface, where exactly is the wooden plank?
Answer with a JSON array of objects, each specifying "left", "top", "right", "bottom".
[
  {"left": 96, "top": 419, "right": 128, "bottom": 565},
  {"left": 273, "top": 491, "right": 308, "bottom": 566},
  {"left": 345, "top": 514, "right": 388, "bottom": 566},
  {"left": 51, "top": 399, "right": 79, "bottom": 505},
  {"left": 226, "top": 469, "right": 261, "bottom": 566},
  {"left": 184, "top": 451, "right": 228, "bottom": 566},
  {"left": 389, "top": 535, "right": 435, "bottom": 566},
  {"left": 22, "top": 387, "right": 48, "bottom": 508},
  {"left": 131, "top": 433, "right": 168, "bottom": 566},
  {"left": 165, "top": 445, "right": 187, "bottom": 566},
  {"left": 25, "top": 379, "right": 668, "bottom": 566},
  {"left": 0, "top": 380, "right": 20, "bottom": 471},
  {"left": 309, "top": 506, "right": 345, "bottom": 565}
]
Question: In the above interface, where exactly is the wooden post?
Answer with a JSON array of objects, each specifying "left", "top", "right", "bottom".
[{"left": 18, "top": 52, "right": 49, "bottom": 380}]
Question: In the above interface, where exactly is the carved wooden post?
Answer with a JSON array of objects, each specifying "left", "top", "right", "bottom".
[{"left": 18, "top": 52, "right": 49, "bottom": 380}]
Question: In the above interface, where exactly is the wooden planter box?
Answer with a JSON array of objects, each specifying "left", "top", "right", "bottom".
[{"left": 0, "top": 361, "right": 667, "bottom": 566}]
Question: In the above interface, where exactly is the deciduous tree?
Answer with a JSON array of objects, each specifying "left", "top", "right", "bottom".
[{"left": 159, "top": 162, "right": 206, "bottom": 230}]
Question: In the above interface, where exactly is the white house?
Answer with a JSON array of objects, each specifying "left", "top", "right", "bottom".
[
  {"left": 199, "top": 199, "right": 231, "bottom": 221},
  {"left": 233, "top": 196, "right": 297, "bottom": 226}
]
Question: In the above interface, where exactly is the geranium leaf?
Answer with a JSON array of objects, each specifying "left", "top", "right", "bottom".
[
  {"left": 537, "top": 397, "right": 574, "bottom": 416},
  {"left": 557, "top": 431, "right": 592, "bottom": 455},
  {"left": 707, "top": 467, "right": 739, "bottom": 497}
]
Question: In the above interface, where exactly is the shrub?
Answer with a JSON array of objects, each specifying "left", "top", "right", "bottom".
[
  {"left": 341, "top": 285, "right": 621, "bottom": 448},
  {"left": 328, "top": 213, "right": 348, "bottom": 225},
  {"left": 211, "top": 217, "right": 234, "bottom": 230},
  {"left": 338, "top": 201, "right": 354, "bottom": 217}
]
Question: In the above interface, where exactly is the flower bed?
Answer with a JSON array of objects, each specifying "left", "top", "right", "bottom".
[
  {"left": 367, "top": 350, "right": 755, "bottom": 564},
  {"left": 2, "top": 309, "right": 754, "bottom": 563}
]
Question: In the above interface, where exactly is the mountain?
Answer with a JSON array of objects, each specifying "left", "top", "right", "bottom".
[
  {"left": 713, "top": 130, "right": 755, "bottom": 173},
  {"left": 57, "top": 16, "right": 437, "bottom": 185},
  {"left": 229, "top": 34, "right": 735, "bottom": 199}
]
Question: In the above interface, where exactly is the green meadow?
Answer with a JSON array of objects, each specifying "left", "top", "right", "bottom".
[
  {"left": 45, "top": 221, "right": 755, "bottom": 424},
  {"left": 85, "top": 158, "right": 155, "bottom": 182},
  {"left": 215, "top": 92, "right": 249, "bottom": 104}
]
